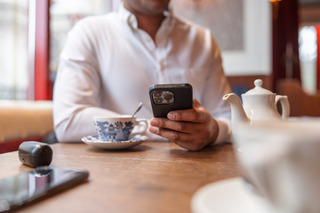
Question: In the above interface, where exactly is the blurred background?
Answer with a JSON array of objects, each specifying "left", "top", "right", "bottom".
[{"left": 0, "top": 0, "right": 319, "bottom": 100}]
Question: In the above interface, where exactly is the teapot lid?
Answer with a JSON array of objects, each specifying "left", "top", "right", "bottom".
[{"left": 245, "top": 79, "right": 274, "bottom": 95}]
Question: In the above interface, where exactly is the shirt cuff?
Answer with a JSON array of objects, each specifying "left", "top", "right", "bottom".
[{"left": 214, "top": 118, "right": 232, "bottom": 144}]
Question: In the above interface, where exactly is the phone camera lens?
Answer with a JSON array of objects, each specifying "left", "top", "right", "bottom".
[
  {"left": 153, "top": 92, "right": 162, "bottom": 98},
  {"left": 154, "top": 97, "right": 163, "bottom": 104},
  {"left": 163, "top": 93, "right": 173, "bottom": 101}
]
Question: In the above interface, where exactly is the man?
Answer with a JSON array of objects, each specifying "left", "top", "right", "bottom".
[{"left": 53, "top": 0, "right": 232, "bottom": 151}]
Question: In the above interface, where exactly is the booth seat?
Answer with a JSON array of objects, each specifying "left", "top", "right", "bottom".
[{"left": 0, "top": 100, "right": 53, "bottom": 154}]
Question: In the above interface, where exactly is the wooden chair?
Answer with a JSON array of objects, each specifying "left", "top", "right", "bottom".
[{"left": 276, "top": 79, "right": 320, "bottom": 117}]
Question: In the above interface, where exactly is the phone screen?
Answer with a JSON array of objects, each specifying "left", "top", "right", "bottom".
[{"left": 0, "top": 167, "right": 89, "bottom": 212}]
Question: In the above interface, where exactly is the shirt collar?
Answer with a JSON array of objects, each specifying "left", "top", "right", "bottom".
[{"left": 118, "top": 2, "right": 174, "bottom": 30}]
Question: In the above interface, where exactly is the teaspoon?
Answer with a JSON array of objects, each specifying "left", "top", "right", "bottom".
[{"left": 132, "top": 102, "right": 143, "bottom": 117}]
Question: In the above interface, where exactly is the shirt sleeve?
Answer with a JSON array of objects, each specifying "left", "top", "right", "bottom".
[
  {"left": 201, "top": 33, "right": 232, "bottom": 144},
  {"left": 53, "top": 20, "right": 118, "bottom": 142}
]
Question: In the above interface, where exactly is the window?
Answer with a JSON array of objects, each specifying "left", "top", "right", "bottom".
[
  {"left": 0, "top": 0, "right": 28, "bottom": 100},
  {"left": 0, "top": 0, "right": 116, "bottom": 100},
  {"left": 299, "top": 26, "right": 318, "bottom": 93}
]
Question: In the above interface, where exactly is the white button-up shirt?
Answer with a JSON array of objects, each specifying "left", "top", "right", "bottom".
[{"left": 53, "top": 5, "right": 232, "bottom": 143}]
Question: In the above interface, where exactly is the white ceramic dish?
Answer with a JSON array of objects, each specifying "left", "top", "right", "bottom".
[
  {"left": 81, "top": 135, "right": 146, "bottom": 150},
  {"left": 191, "top": 177, "right": 277, "bottom": 213}
]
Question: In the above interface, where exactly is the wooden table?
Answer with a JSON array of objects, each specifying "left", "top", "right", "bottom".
[{"left": 0, "top": 141, "right": 241, "bottom": 213}]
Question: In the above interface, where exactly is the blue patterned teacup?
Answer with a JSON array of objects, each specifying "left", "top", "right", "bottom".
[{"left": 93, "top": 115, "right": 148, "bottom": 142}]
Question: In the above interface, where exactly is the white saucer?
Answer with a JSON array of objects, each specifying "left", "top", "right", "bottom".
[
  {"left": 81, "top": 135, "right": 147, "bottom": 150},
  {"left": 191, "top": 177, "right": 277, "bottom": 213}
]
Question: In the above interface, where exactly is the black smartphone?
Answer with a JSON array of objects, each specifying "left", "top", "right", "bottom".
[
  {"left": 149, "top": 83, "right": 193, "bottom": 118},
  {"left": 0, "top": 167, "right": 89, "bottom": 212}
]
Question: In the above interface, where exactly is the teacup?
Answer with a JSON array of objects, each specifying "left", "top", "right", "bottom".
[
  {"left": 93, "top": 115, "right": 148, "bottom": 142},
  {"left": 233, "top": 119, "right": 320, "bottom": 213}
]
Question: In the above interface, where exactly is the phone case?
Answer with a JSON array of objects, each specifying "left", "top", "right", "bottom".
[{"left": 149, "top": 83, "right": 193, "bottom": 118}]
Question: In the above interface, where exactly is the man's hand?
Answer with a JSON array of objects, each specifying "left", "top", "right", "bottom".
[{"left": 149, "top": 98, "right": 219, "bottom": 151}]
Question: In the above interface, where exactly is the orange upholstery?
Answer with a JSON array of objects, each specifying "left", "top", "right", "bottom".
[{"left": 0, "top": 100, "right": 53, "bottom": 153}]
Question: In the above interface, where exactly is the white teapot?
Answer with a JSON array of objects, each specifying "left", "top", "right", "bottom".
[{"left": 223, "top": 79, "right": 290, "bottom": 133}]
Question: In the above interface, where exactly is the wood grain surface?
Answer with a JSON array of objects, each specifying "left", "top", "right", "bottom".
[{"left": 0, "top": 141, "right": 241, "bottom": 213}]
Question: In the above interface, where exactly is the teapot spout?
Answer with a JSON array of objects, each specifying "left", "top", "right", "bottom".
[{"left": 223, "top": 93, "right": 250, "bottom": 132}]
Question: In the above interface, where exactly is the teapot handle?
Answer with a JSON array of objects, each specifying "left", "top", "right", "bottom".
[{"left": 276, "top": 95, "right": 290, "bottom": 119}]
